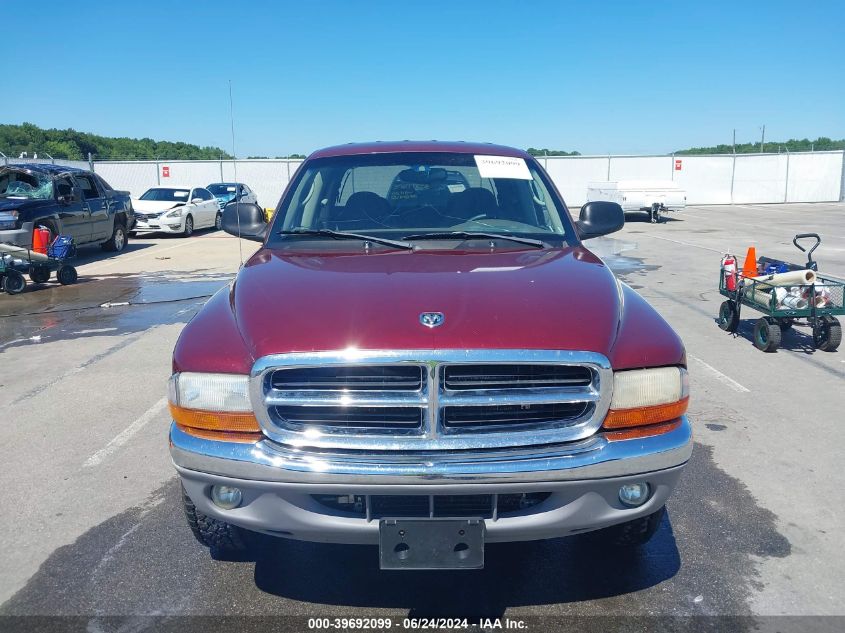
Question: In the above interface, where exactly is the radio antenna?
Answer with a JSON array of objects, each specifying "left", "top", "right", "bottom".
[{"left": 228, "top": 79, "right": 243, "bottom": 266}]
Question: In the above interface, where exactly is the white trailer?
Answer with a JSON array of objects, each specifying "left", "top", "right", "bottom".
[{"left": 586, "top": 180, "right": 686, "bottom": 223}]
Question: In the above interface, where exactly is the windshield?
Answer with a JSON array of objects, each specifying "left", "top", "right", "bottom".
[
  {"left": 207, "top": 183, "right": 238, "bottom": 196},
  {"left": 0, "top": 169, "right": 54, "bottom": 200},
  {"left": 140, "top": 188, "right": 190, "bottom": 201},
  {"left": 269, "top": 152, "right": 575, "bottom": 244}
]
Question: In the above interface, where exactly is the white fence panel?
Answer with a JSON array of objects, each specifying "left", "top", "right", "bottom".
[
  {"left": 609, "top": 156, "right": 672, "bottom": 181},
  {"left": 673, "top": 155, "right": 734, "bottom": 205},
  {"left": 80, "top": 151, "right": 843, "bottom": 208},
  {"left": 221, "top": 160, "right": 303, "bottom": 208},
  {"left": 733, "top": 154, "right": 788, "bottom": 204},
  {"left": 786, "top": 152, "right": 843, "bottom": 202},
  {"left": 543, "top": 156, "right": 608, "bottom": 207},
  {"left": 95, "top": 162, "right": 159, "bottom": 197}
]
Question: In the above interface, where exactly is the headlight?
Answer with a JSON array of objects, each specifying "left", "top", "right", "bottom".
[
  {"left": 167, "top": 207, "right": 184, "bottom": 217},
  {"left": 0, "top": 210, "right": 19, "bottom": 229},
  {"left": 603, "top": 367, "right": 689, "bottom": 431},
  {"left": 168, "top": 372, "right": 261, "bottom": 440}
]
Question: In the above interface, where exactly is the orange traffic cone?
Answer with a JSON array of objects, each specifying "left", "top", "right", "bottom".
[{"left": 741, "top": 246, "right": 757, "bottom": 279}]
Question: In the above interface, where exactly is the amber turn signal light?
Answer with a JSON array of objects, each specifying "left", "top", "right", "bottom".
[
  {"left": 169, "top": 403, "right": 261, "bottom": 433},
  {"left": 603, "top": 397, "right": 689, "bottom": 429}
]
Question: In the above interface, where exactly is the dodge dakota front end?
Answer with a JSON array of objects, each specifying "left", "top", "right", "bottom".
[{"left": 169, "top": 141, "right": 692, "bottom": 569}]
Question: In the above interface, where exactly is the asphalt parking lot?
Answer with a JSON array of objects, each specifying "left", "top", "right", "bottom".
[{"left": 1, "top": 204, "right": 844, "bottom": 626}]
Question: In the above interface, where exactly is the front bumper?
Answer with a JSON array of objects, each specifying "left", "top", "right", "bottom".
[
  {"left": 172, "top": 416, "right": 692, "bottom": 544},
  {"left": 0, "top": 221, "right": 35, "bottom": 247},
  {"left": 133, "top": 217, "right": 184, "bottom": 233}
]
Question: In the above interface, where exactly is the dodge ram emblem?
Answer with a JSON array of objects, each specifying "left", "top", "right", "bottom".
[{"left": 420, "top": 312, "right": 445, "bottom": 328}]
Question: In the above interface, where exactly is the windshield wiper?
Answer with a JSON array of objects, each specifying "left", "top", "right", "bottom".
[
  {"left": 278, "top": 228, "right": 413, "bottom": 250},
  {"left": 401, "top": 231, "right": 546, "bottom": 249}
]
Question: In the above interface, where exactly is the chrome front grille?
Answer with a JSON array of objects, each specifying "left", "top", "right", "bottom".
[{"left": 251, "top": 350, "right": 612, "bottom": 451}]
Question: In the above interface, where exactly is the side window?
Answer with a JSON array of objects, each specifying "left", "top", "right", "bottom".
[
  {"left": 55, "top": 177, "right": 73, "bottom": 199},
  {"left": 197, "top": 188, "right": 213, "bottom": 200},
  {"left": 95, "top": 174, "right": 114, "bottom": 191},
  {"left": 73, "top": 174, "right": 101, "bottom": 200}
]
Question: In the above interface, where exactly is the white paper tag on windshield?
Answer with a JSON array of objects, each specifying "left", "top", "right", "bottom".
[{"left": 474, "top": 155, "right": 532, "bottom": 180}]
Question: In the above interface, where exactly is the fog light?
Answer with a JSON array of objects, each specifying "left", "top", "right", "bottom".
[
  {"left": 618, "top": 482, "right": 650, "bottom": 507},
  {"left": 211, "top": 485, "right": 242, "bottom": 509}
]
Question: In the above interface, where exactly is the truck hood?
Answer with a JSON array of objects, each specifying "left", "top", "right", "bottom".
[
  {"left": 232, "top": 246, "right": 624, "bottom": 358},
  {"left": 0, "top": 197, "right": 55, "bottom": 215},
  {"left": 132, "top": 200, "right": 183, "bottom": 214}
]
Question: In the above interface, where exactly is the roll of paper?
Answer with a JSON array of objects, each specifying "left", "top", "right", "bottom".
[{"left": 753, "top": 269, "right": 816, "bottom": 288}]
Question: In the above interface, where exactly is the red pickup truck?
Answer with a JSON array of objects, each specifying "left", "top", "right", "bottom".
[{"left": 169, "top": 141, "right": 691, "bottom": 570}]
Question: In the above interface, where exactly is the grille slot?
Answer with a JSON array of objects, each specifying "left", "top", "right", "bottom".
[
  {"left": 311, "top": 493, "right": 552, "bottom": 519},
  {"left": 443, "top": 364, "right": 592, "bottom": 390},
  {"left": 272, "top": 366, "right": 423, "bottom": 391},
  {"left": 273, "top": 405, "right": 423, "bottom": 430},
  {"left": 443, "top": 402, "right": 590, "bottom": 430}
]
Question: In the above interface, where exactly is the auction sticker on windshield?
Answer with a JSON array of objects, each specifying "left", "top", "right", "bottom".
[{"left": 474, "top": 155, "right": 532, "bottom": 180}]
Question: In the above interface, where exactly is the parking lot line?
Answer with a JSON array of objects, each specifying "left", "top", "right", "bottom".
[
  {"left": 83, "top": 397, "right": 168, "bottom": 468},
  {"left": 640, "top": 233, "right": 723, "bottom": 254},
  {"left": 689, "top": 355, "right": 750, "bottom": 393}
]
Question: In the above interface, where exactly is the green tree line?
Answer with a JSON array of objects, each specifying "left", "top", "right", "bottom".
[
  {"left": 0, "top": 122, "right": 232, "bottom": 160},
  {"left": 526, "top": 148, "right": 581, "bottom": 156},
  {"left": 676, "top": 137, "right": 845, "bottom": 155}
]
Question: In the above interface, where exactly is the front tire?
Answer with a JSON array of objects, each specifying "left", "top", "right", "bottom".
[
  {"left": 215, "top": 212, "right": 223, "bottom": 231},
  {"left": 717, "top": 300, "right": 739, "bottom": 332},
  {"left": 57, "top": 265, "right": 78, "bottom": 285},
  {"left": 29, "top": 265, "right": 51, "bottom": 284},
  {"left": 588, "top": 506, "right": 665, "bottom": 547},
  {"left": 817, "top": 316, "right": 841, "bottom": 352},
  {"left": 753, "top": 317, "right": 782, "bottom": 352},
  {"left": 103, "top": 221, "right": 128, "bottom": 252},
  {"left": 3, "top": 270, "right": 27, "bottom": 295},
  {"left": 182, "top": 215, "right": 194, "bottom": 238},
  {"left": 182, "top": 485, "right": 247, "bottom": 555}
]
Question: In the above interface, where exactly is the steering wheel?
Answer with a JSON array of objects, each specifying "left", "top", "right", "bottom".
[{"left": 468, "top": 213, "right": 488, "bottom": 222}]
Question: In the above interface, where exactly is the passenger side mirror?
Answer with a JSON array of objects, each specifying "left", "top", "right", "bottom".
[
  {"left": 575, "top": 201, "right": 624, "bottom": 240},
  {"left": 222, "top": 202, "right": 268, "bottom": 242}
]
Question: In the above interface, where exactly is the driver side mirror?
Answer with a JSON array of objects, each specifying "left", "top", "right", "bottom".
[
  {"left": 222, "top": 202, "right": 268, "bottom": 242},
  {"left": 191, "top": 197, "right": 204, "bottom": 204},
  {"left": 576, "top": 201, "right": 624, "bottom": 240}
]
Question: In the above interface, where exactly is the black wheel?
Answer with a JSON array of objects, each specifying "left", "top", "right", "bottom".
[
  {"left": 215, "top": 212, "right": 223, "bottom": 230},
  {"left": 183, "top": 215, "right": 194, "bottom": 237},
  {"left": 587, "top": 506, "right": 665, "bottom": 547},
  {"left": 650, "top": 203, "right": 660, "bottom": 224},
  {"left": 57, "top": 265, "right": 78, "bottom": 285},
  {"left": 29, "top": 265, "right": 51, "bottom": 284},
  {"left": 817, "top": 316, "right": 841, "bottom": 352},
  {"left": 717, "top": 300, "right": 739, "bottom": 332},
  {"left": 2, "top": 270, "right": 27, "bottom": 295},
  {"left": 753, "top": 317, "right": 782, "bottom": 352},
  {"left": 102, "top": 221, "right": 128, "bottom": 252},
  {"left": 182, "top": 485, "right": 247, "bottom": 555},
  {"left": 779, "top": 318, "right": 794, "bottom": 332}
]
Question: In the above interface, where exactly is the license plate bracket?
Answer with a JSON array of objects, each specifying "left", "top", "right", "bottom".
[{"left": 379, "top": 518, "right": 484, "bottom": 570}]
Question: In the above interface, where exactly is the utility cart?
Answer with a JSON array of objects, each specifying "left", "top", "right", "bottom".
[
  {"left": 717, "top": 233, "right": 843, "bottom": 352},
  {"left": 0, "top": 236, "right": 78, "bottom": 295}
]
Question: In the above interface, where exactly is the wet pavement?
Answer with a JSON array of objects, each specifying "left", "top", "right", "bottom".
[{"left": 2, "top": 205, "right": 845, "bottom": 628}]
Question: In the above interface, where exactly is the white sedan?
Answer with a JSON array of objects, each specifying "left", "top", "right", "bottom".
[{"left": 132, "top": 186, "right": 221, "bottom": 237}]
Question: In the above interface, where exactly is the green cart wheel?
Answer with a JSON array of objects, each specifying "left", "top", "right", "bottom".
[
  {"left": 753, "top": 317, "right": 781, "bottom": 352},
  {"left": 817, "top": 316, "right": 841, "bottom": 352},
  {"left": 717, "top": 301, "right": 739, "bottom": 332}
]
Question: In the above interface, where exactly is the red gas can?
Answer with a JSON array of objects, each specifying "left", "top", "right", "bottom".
[{"left": 721, "top": 254, "right": 737, "bottom": 291}]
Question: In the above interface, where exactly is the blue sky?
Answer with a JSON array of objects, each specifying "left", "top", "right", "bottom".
[{"left": 3, "top": 1, "right": 844, "bottom": 156}]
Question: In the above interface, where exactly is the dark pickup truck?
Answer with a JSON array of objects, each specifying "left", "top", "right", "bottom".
[{"left": 0, "top": 163, "right": 133, "bottom": 252}]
